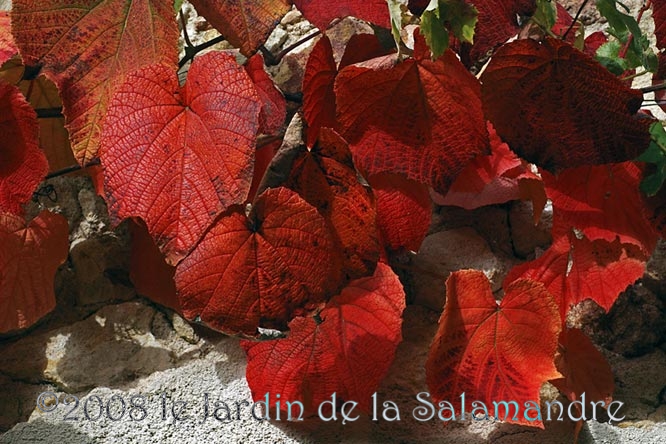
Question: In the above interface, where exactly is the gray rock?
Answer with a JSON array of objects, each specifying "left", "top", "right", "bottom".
[
  {"left": 411, "top": 227, "right": 507, "bottom": 310},
  {"left": 509, "top": 200, "right": 553, "bottom": 259}
]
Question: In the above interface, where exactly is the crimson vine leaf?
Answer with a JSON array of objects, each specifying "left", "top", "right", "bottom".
[
  {"left": 175, "top": 187, "right": 341, "bottom": 336},
  {"left": 302, "top": 35, "right": 338, "bottom": 147},
  {"left": 652, "top": 0, "right": 666, "bottom": 50},
  {"left": 128, "top": 218, "right": 180, "bottom": 313},
  {"left": 550, "top": 328, "right": 614, "bottom": 409},
  {"left": 189, "top": 0, "right": 290, "bottom": 56},
  {"left": 245, "top": 53, "right": 287, "bottom": 135},
  {"left": 368, "top": 173, "right": 431, "bottom": 253},
  {"left": 436, "top": 122, "right": 546, "bottom": 217},
  {"left": 100, "top": 52, "right": 261, "bottom": 265},
  {"left": 0, "top": 210, "right": 69, "bottom": 333},
  {"left": 293, "top": 0, "right": 391, "bottom": 31},
  {"left": 241, "top": 262, "right": 405, "bottom": 414},
  {"left": 544, "top": 162, "right": 659, "bottom": 255},
  {"left": 426, "top": 270, "right": 561, "bottom": 427},
  {"left": 462, "top": 0, "right": 535, "bottom": 62},
  {"left": 0, "top": 81, "right": 47, "bottom": 215},
  {"left": 0, "top": 12, "right": 17, "bottom": 66},
  {"left": 272, "top": 128, "right": 380, "bottom": 280},
  {"left": 335, "top": 31, "right": 489, "bottom": 194},
  {"left": 11, "top": 0, "right": 180, "bottom": 164},
  {"left": 505, "top": 232, "right": 646, "bottom": 321},
  {"left": 481, "top": 37, "right": 653, "bottom": 171}
]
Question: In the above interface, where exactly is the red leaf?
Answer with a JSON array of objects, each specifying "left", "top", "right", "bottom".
[
  {"left": 654, "top": 53, "right": 666, "bottom": 115},
  {"left": 11, "top": 0, "right": 179, "bottom": 164},
  {"left": 242, "top": 262, "right": 405, "bottom": 414},
  {"left": 0, "top": 81, "right": 48, "bottom": 215},
  {"left": 128, "top": 218, "right": 179, "bottom": 313},
  {"left": 653, "top": 0, "right": 666, "bottom": 50},
  {"left": 282, "top": 128, "right": 380, "bottom": 280},
  {"left": 245, "top": 53, "right": 286, "bottom": 135},
  {"left": 506, "top": 233, "right": 646, "bottom": 321},
  {"left": 584, "top": 32, "right": 608, "bottom": 57},
  {"left": 248, "top": 138, "right": 282, "bottom": 203},
  {"left": 0, "top": 210, "right": 69, "bottom": 333},
  {"left": 335, "top": 34, "right": 489, "bottom": 194},
  {"left": 293, "top": 0, "right": 390, "bottom": 31},
  {"left": 0, "top": 12, "right": 17, "bottom": 66},
  {"left": 481, "top": 37, "right": 653, "bottom": 171},
  {"left": 100, "top": 52, "right": 261, "bottom": 264},
  {"left": 544, "top": 162, "right": 659, "bottom": 255},
  {"left": 190, "top": 0, "right": 290, "bottom": 56},
  {"left": 174, "top": 187, "right": 341, "bottom": 336},
  {"left": 302, "top": 33, "right": 392, "bottom": 146},
  {"left": 302, "top": 35, "right": 338, "bottom": 146},
  {"left": 426, "top": 270, "right": 561, "bottom": 427},
  {"left": 436, "top": 122, "right": 545, "bottom": 214},
  {"left": 368, "top": 173, "right": 431, "bottom": 253},
  {"left": 464, "top": 0, "right": 536, "bottom": 62},
  {"left": 550, "top": 328, "right": 614, "bottom": 407}
]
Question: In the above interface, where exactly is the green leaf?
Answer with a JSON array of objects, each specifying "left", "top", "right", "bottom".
[
  {"left": 533, "top": 0, "right": 557, "bottom": 30},
  {"left": 387, "top": 0, "right": 407, "bottom": 53},
  {"left": 174, "top": 0, "right": 184, "bottom": 12},
  {"left": 418, "top": 0, "right": 477, "bottom": 58},
  {"left": 596, "top": 41, "right": 631, "bottom": 75},
  {"left": 638, "top": 123, "right": 666, "bottom": 196},
  {"left": 421, "top": 3, "right": 450, "bottom": 58}
]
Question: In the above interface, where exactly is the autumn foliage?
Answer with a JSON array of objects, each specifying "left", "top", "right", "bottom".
[{"left": 1, "top": 0, "right": 666, "bottom": 438}]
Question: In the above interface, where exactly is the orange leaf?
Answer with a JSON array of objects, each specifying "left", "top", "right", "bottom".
[
  {"left": 0, "top": 210, "right": 69, "bottom": 333},
  {"left": 506, "top": 233, "right": 646, "bottom": 321},
  {"left": 544, "top": 162, "right": 659, "bottom": 255},
  {"left": 426, "top": 270, "right": 561, "bottom": 427},
  {"left": 242, "top": 262, "right": 405, "bottom": 414},
  {"left": 100, "top": 52, "right": 261, "bottom": 264},
  {"left": 11, "top": 0, "right": 180, "bottom": 164},
  {"left": 175, "top": 187, "right": 341, "bottom": 336}
]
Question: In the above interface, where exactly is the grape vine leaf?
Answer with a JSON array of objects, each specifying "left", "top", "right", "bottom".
[
  {"left": 302, "top": 33, "right": 392, "bottom": 147},
  {"left": 174, "top": 187, "right": 341, "bottom": 336},
  {"left": 0, "top": 210, "right": 69, "bottom": 333},
  {"left": 544, "top": 162, "right": 659, "bottom": 255},
  {"left": 505, "top": 232, "right": 646, "bottom": 321},
  {"left": 435, "top": 122, "right": 546, "bottom": 217},
  {"left": 426, "top": 270, "right": 561, "bottom": 427},
  {"left": 189, "top": 0, "right": 290, "bottom": 56},
  {"left": 241, "top": 262, "right": 405, "bottom": 414},
  {"left": 302, "top": 35, "right": 338, "bottom": 146},
  {"left": 128, "top": 218, "right": 180, "bottom": 312},
  {"left": 0, "top": 81, "right": 48, "bottom": 215},
  {"left": 100, "top": 52, "right": 261, "bottom": 265},
  {"left": 420, "top": 0, "right": 478, "bottom": 58},
  {"left": 367, "top": 173, "right": 431, "bottom": 253},
  {"left": 638, "top": 122, "right": 666, "bottom": 196},
  {"left": 550, "top": 328, "right": 614, "bottom": 409},
  {"left": 245, "top": 53, "right": 287, "bottom": 135},
  {"left": 11, "top": 0, "right": 180, "bottom": 164},
  {"left": 462, "top": 0, "right": 535, "bottom": 62},
  {"left": 335, "top": 31, "right": 489, "bottom": 194},
  {"left": 293, "top": 0, "right": 391, "bottom": 31},
  {"left": 481, "top": 37, "right": 653, "bottom": 171},
  {"left": 0, "top": 12, "right": 17, "bottom": 66},
  {"left": 269, "top": 128, "right": 380, "bottom": 280},
  {"left": 655, "top": 0, "right": 666, "bottom": 50}
]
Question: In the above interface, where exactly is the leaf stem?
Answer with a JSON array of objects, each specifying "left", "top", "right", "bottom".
[
  {"left": 563, "top": 0, "right": 591, "bottom": 41},
  {"left": 178, "top": 35, "right": 227, "bottom": 69},
  {"left": 44, "top": 158, "right": 101, "bottom": 180},
  {"left": 180, "top": 8, "right": 194, "bottom": 48}
]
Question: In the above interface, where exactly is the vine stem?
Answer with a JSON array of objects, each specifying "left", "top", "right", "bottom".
[
  {"left": 562, "top": 0, "right": 591, "bottom": 41},
  {"left": 641, "top": 82, "right": 666, "bottom": 93},
  {"left": 45, "top": 158, "right": 101, "bottom": 180},
  {"left": 262, "top": 29, "right": 323, "bottom": 66},
  {"left": 618, "top": 0, "right": 652, "bottom": 59},
  {"left": 178, "top": 35, "right": 227, "bottom": 69}
]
